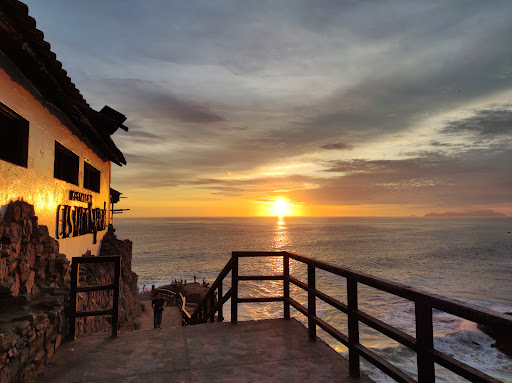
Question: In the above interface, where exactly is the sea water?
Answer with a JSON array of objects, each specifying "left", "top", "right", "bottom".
[{"left": 114, "top": 216, "right": 512, "bottom": 382}]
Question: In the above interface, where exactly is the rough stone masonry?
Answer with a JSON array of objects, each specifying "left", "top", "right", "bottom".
[{"left": 0, "top": 201, "right": 141, "bottom": 383}]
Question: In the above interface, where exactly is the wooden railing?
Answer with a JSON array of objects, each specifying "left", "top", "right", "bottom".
[
  {"left": 154, "top": 287, "right": 192, "bottom": 326},
  {"left": 190, "top": 251, "right": 511, "bottom": 383},
  {"left": 68, "top": 255, "right": 121, "bottom": 339},
  {"left": 190, "top": 259, "right": 233, "bottom": 325},
  {"left": 154, "top": 287, "right": 177, "bottom": 306}
]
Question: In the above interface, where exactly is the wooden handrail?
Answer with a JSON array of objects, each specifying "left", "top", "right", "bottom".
[
  {"left": 189, "top": 259, "right": 233, "bottom": 325},
  {"left": 195, "top": 251, "right": 511, "bottom": 383}
]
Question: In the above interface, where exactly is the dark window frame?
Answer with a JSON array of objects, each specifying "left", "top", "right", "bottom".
[
  {"left": 54, "top": 141, "right": 79, "bottom": 186},
  {"left": 0, "top": 102, "right": 29, "bottom": 168},
  {"left": 83, "top": 162, "right": 101, "bottom": 193}
]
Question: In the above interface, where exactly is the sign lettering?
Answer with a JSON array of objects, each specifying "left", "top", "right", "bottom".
[
  {"left": 56, "top": 203, "right": 107, "bottom": 244},
  {"left": 69, "top": 190, "right": 93, "bottom": 204}
]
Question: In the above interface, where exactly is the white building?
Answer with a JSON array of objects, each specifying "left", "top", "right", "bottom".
[{"left": 0, "top": 1, "right": 128, "bottom": 258}]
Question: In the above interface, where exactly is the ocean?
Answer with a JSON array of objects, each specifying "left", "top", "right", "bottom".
[{"left": 114, "top": 216, "right": 512, "bottom": 382}]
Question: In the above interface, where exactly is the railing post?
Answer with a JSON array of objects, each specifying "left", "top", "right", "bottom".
[
  {"left": 209, "top": 292, "right": 215, "bottom": 322},
  {"left": 231, "top": 254, "right": 238, "bottom": 324},
  {"left": 283, "top": 252, "right": 290, "bottom": 320},
  {"left": 68, "top": 258, "right": 79, "bottom": 340},
  {"left": 347, "top": 278, "right": 360, "bottom": 378},
  {"left": 416, "top": 300, "right": 435, "bottom": 383},
  {"left": 218, "top": 283, "right": 223, "bottom": 322},
  {"left": 203, "top": 299, "right": 208, "bottom": 323},
  {"left": 111, "top": 256, "right": 121, "bottom": 338},
  {"left": 307, "top": 263, "right": 316, "bottom": 341}
]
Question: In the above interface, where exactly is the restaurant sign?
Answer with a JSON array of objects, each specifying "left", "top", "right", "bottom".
[
  {"left": 69, "top": 190, "right": 92, "bottom": 203},
  {"left": 56, "top": 191, "right": 107, "bottom": 243}
]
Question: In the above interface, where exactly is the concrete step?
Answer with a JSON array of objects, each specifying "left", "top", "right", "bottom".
[{"left": 38, "top": 318, "right": 374, "bottom": 383}]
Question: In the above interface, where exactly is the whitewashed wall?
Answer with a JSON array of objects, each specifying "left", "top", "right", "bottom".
[{"left": 0, "top": 51, "right": 112, "bottom": 258}]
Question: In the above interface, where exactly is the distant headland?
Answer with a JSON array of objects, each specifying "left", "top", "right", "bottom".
[{"left": 424, "top": 209, "right": 508, "bottom": 217}]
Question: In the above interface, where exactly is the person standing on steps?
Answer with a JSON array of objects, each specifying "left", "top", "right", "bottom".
[{"left": 152, "top": 292, "right": 165, "bottom": 329}]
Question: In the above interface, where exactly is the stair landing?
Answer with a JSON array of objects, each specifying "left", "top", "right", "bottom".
[{"left": 38, "top": 318, "right": 374, "bottom": 383}]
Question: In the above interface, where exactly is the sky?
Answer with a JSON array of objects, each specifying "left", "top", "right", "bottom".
[{"left": 25, "top": 0, "right": 512, "bottom": 217}]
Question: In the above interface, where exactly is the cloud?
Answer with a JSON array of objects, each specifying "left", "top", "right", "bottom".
[
  {"left": 430, "top": 140, "right": 452, "bottom": 147},
  {"left": 319, "top": 143, "right": 353, "bottom": 150},
  {"left": 124, "top": 129, "right": 163, "bottom": 141},
  {"left": 289, "top": 146, "right": 512, "bottom": 207},
  {"left": 26, "top": 0, "right": 512, "bottom": 214},
  {"left": 442, "top": 108, "right": 512, "bottom": 137},
  {"left": 92, "top": 78, "right": 225, "bottom": 124}
]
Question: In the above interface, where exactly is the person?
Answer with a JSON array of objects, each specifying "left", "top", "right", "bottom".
[
  {"left": 202, "top": 278, "right": 205, "bottom": 286},
  {"left": 152, "top": 293, "right": 165, "bottom": 329},
  {"left": 194, "top": 275, "right": 197, "bottom": 283}
]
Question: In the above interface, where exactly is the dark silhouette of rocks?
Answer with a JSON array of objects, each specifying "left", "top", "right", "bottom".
[{"left": 477, "top": 312, "right": 512, "bottom": 357}]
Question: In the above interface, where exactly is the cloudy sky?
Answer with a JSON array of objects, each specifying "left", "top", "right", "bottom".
[{"left": 25, "top": 0, "right": 512, "bottom": 216}]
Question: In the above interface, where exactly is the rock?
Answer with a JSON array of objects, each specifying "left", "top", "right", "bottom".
[
  {"left": 0, "top": 259, "right": 6, "bottom": 280},
  {"left": 0, "top": 335, "right": 16, "bottom": 352},
  {"left": 8, "top": 261, "right": 17, "bottom": 274},
  {"left": 13, "top": 314, "right": 36, "bottom": 324},
  {"left": 45, "top": 343, "right": 54, "bottom": 360},
  {"left": 34, "top": 295, "right": 64, "bottom": 309},
  {"left": 0, "top": 201, "right": 141, "bottom": 382},
  {"left": 15, "top": 322, "right": 31, "bottom": 337},
  {"left": 3, "top": 294, "right": 30, "bottom": 308},
  {"left": 0, "top": 275, "right": 19, "bottom": 298},
  {"left": 54, "top": 334, "right": 62, "bottom": 350},
  {"left": 4, "top": 202, "right": 22, "bottom": 223},
  {"left": 35, "top": 244, "right": 44, "bottom": 254},
  {"left": 10, "top": 240, "right": 20, "bottom": 255},
  {"left": 17, "top": 261, "right": 30, "bottom": 283},
  {"left": 25, "top": 244, "right": 36, "bottom": 268},
  {"left": 32, "top": 350, "right": 44, "bottom": 362},
  {"left": 47, "top": 258, "right": 55, "bottom": 274},
  {"left": 7, "top": 347, "right": 16, "bottom": 358},
  {"left": 8, "top": 223, "right": 22, "bottom": 245},
  {"left": 477, "top": 312, "right": 512, "bottom": 357},
  {"left": 1, "top": 248, "right": 15, "bottom": 262},
  {"left": 0, "top": 219, "right": 5, "bottom": 238},
  {"left": 22, "top": 219, "right": 33, "bottom": 239},
  {"left": 34, "top": 260, "right": 47, "bottom": 272},
  {"left": 21, "top": 272, "right": 35, "bottom": 294}
]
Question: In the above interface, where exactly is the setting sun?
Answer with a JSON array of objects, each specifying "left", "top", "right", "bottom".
[{"left": 272, "top": 198, "right": 290, "bottom": 217}]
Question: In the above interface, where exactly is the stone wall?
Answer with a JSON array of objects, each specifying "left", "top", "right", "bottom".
[
  {"left": 0, "top": 201, "right": 141, "bottom": 382},
  {"left": 73, "top": 227, "right": 142, "bottom": 335}
]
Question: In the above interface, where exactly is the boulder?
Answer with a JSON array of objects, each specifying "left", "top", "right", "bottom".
[
  {"left": 477, "top": 312, "right": 512, "bottom": 357},
  {"left": 0, "top": 258, "right": 6, "bottom": 280}
]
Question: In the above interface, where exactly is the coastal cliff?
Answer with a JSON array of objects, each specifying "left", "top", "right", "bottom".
[{"left": 0, "top": 201, "right": 141, "bottom": 382}]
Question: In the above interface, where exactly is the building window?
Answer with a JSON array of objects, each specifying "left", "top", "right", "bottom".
[
  {"left": 0, "top": 102, "right": 29, "bottom": 168},
  {"left": 84, "top": 162, "right": 100, "bottom": 193},
  {"left": 54, "top": 141, "right": 79, "bottom": 185}
]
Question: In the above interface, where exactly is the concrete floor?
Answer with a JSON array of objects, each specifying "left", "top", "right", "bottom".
[
  {"left": 137, "top": 303, "right": 182, "bottom": 330},
  {"left": 38, "top": 319, "right": 374, "bottom": 383}
]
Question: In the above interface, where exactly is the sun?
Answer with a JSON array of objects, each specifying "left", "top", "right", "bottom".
[{"left": 272, "top": 198, "right": 290, "bottom": 217}]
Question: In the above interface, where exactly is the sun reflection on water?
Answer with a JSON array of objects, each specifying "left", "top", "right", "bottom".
[{"left": 272, "top": 217, "right": 291, "bottom": 250}]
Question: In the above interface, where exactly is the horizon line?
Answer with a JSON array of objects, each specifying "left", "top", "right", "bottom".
[{"left": 114, "top": 215, "right": 511, "bottom": 219}]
